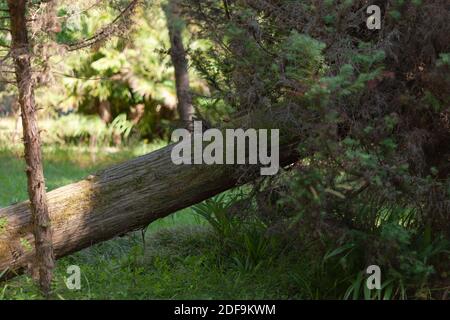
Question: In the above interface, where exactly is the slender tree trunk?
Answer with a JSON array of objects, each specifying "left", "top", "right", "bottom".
[
  {"left": 8, "top": 0, "right": 54, "bottom": 297},
  {"left": 98, "top": 100, "right": 112, "bottom": 124},
  {"left": 165, "top": 0, "right": 194, "bottom": 131}
]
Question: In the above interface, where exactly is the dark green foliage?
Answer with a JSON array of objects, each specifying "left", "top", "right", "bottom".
[
  {"left": 181, "top": 0, "right": 450, "bottom": 298},
  {"left": 193, "top": 194, "right": 280, "bottom": 272}
]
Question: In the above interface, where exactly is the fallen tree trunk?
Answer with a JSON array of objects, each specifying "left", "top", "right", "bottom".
[{"left": 0, "top": 133, "right": 299, "bottom": 279}]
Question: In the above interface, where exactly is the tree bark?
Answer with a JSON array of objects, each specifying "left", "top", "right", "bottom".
[
  {"left": 0, "top": 133, "right": 299, "bottom": 280},
  {"left": 165, "top": 0, "right": 194, "bottom": 131},
  {"left": 7, "top": 0, "right": 54, "bottom": 296}
]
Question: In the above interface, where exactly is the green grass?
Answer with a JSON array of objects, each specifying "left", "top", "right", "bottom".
[
  {"left": 0, "top": 135, "right": 311, "bottom": 300},
  {"left": 1, "top": 225, "right": 311, "bottom": 300},
  {"left": 0, "top": 144, "right": 163, "bottom": 207},
  {"left": 2, "top": 118, "right": 447, "bottom": 300}
]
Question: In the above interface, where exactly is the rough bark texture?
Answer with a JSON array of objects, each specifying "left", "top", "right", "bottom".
[
  {"left": 7, "top": 0, "right": 55, "bottom": 295},
  {"left": 166, "top": 0, "right": 194, "bottom": 131},
  {"left": 0, "top": 139, "right": 298, "bottom": 279}
]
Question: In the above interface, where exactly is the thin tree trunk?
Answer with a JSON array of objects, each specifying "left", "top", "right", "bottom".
[
  {"left": 7, "top": 0, "right": 54, "bottom": 297},
  {"left": 165, "top": 0, "right": 194, "bottom": 131},
  {"left": 98, "top": 100, "right": 112, "bottom": 124}
]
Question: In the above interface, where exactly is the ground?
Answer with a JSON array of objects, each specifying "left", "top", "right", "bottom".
[{"left": 0, "top": 121, "right": 308, "bottom": 299}]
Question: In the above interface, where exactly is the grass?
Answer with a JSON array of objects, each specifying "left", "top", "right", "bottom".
[
  {"left": 1, "top": 117, "right": 448, "bottom": 300},
  {"left": 0, "top": 118, "right": 311, "bottom": 300},
  {"left": 0, "top": 141, "right": 309, "bottom": 299},
  {"left": 1, "top": 225, "right": 310, "bottom": 300},
  {"left": 0, "top": 144, "right": 164, "bottom": 207}
]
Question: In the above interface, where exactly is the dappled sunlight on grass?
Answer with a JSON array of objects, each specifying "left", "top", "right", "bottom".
[{"left": 0, "top": 141, "right": 167, "bottom": 207}]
